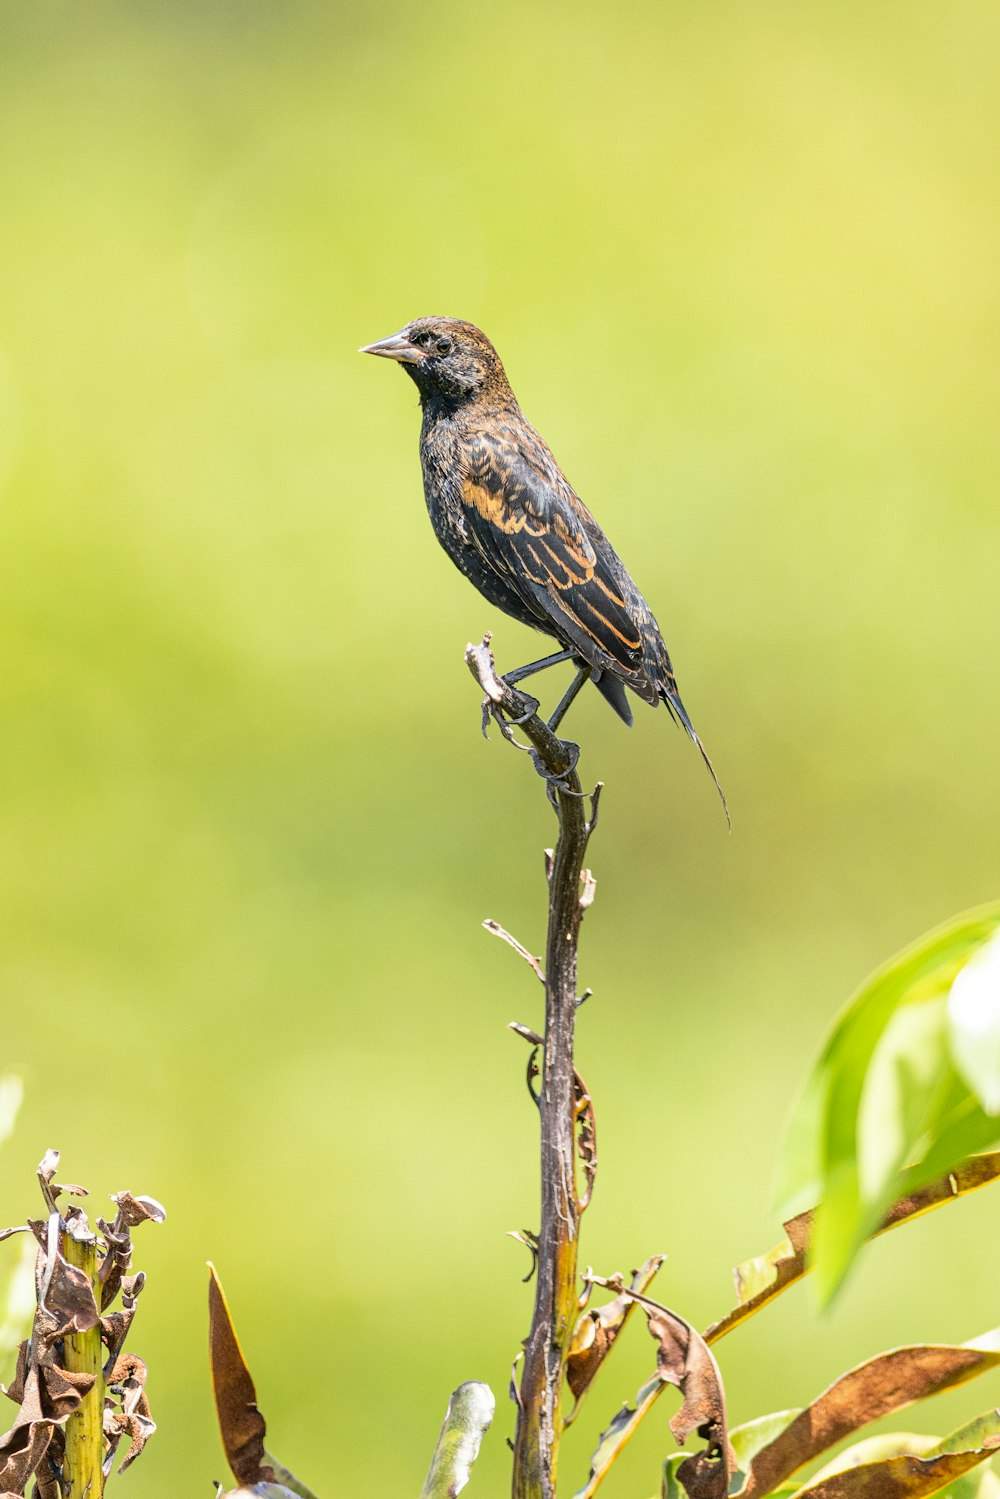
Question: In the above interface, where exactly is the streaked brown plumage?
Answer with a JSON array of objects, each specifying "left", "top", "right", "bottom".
[{"left": 361, "top": 316, "right": 726, "bottom": 815}]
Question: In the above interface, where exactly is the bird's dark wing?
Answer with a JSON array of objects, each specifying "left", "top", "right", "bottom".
[{"left": 459, "top": 431, "right": 661, "bottom": 706}]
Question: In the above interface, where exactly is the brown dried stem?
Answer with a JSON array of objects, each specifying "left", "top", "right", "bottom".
[{"left": 465, "top": 636, "right": 601, "bottom": 1499}]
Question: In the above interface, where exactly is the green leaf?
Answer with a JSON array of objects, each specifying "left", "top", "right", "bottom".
[
  {"left": 574, "top": 1375, "right": 666, "bottom": 1499},
  {"left": 948, "top": 932, "right": 1000, "bottom": 1117},
  {"left": 775, "top": 900, "right": 1000, "bottom": 1304},
  {"left": 729, "top": 1412, "right": 801, "bottom": 1473}
]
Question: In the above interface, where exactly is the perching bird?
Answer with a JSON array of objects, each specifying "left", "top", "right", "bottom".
[{"left": 361, "top": 316, "right": 726, "bottom": 816}]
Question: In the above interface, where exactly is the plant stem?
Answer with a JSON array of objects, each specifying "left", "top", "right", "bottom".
[
  {"left": 63, "top": 1228, "right": 105, "bottom": 1499},
  {"left": 464, "top": 639, "right": 599, "bottom": 1499},
  {"left": 512, "top": 781, "right": 593, "bottom": 1499}
]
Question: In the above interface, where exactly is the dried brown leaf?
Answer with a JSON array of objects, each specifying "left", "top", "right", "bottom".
[
  {"left": 567, "top": 1258, "right": 664, "bottom": 1407},
  {"left": 111, "top": 1193, "right": 166, "bottom": 1228},
  {"left": 795, "top": 1441, "right": 1000, "bottom": 1498},
  {"left": 209, "top": 1264, "right": 271, "bottom": 1488},
  {"left": 575, "top": 1072, "right": 598, "bottom": 1211},
  {"left": 101, "top": 1307, "right": 136, "bottom": 1366},
  {"left": 738, "top": 1332, "right": 1000, "bottom": 1498},
  {"left": 4, "top": 1344, "right": 27, "bottom": 1406},
  {"left": 0, "top": 1366, "right": 56, "bottom": 1494},
  {"left": 631, "top": 1293, "right": 735, "bottom": 1499},
  {"left": 38, "top": 1364, "right": 95, "bottom": 1421},
  {"left": 41, "top": 1249, "right": 99, "bottom": 1336},
  {"left": 36, "top": 1153, "right": 59, "bottom": 1188}
]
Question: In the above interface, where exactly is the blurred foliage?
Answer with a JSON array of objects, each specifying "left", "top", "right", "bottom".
[
  {"left": 0, "top": 3, "right": 998, "bottom": 1496},
  {"left": 778, "top": 903, "right": 1000, "bottom": 1303}
]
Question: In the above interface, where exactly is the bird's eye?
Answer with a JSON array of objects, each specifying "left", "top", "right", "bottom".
[{"left": 436, "top": 336, "right": 453, "bottom": 356}]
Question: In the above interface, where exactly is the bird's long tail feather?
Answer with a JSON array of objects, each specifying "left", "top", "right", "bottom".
[{"left": 662, "top": 690, "right": 731, "bottom": 829}]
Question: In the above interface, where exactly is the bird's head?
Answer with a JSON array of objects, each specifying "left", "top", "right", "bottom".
[{"left": 360, "top": 317, "right": 510, "bottom": 406}]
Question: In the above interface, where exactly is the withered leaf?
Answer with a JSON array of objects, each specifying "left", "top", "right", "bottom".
[
  {"left": 40, "top": 1248, "right": 99, "bottom": 1335},
  {"left": 566, "top": 1258, "right": 664, "bottom": 1408},
  {"left": 0, "top": 1366, "right": 56, "bottom": 1494},
  {"left": 37, "top": 1152, "right": 59, "bottom": 1188},
  {"left": 634, "top": 1294, "right": 735, "bottom": 1499},
  {"left": 209, "top": 1265, "right": 271, "bottom": 1487},
  {"left": 706, "top": 1151, "right": 1000, "bottom": 1345},
  {"left": 38, "top": 1364, "right": 95, "bottom": 1421},
  {"left": 793, "top": 1438, "right": 1000, "bottom": 1498},
  {"left": 4, "top": 1344, "right": 27, "bottom": 1406},
  {"left": 737, "top": 1332, "right": 1000, "bottom": 1498},
  {"left": 575, "top": 1077, "right": 598, "bottom": 1211},
  {"left": 101, "top": 1307, "right": 136, "bottom": 1366},
  {"left": 111, "top": 1193, "right": 166, "bottom": 1228}
]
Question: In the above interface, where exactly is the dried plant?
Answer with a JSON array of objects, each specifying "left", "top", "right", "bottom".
[{"left": 0, "top": 1151, "right": 164, "bottom": 1498}]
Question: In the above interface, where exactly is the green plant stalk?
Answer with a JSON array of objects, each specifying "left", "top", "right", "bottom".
[{"left": 63, "top": 1230, "right": 105, "bottom": 1499}]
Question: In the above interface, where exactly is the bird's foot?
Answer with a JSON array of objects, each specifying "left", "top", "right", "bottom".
[
  {"left": 531, "top": 739, "right": 581, "bottom": 792},
  {"left": 481, "top": 692, "right": 540, "bottom": 749}
]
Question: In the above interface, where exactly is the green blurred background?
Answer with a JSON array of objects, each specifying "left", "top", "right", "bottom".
[{"left": 1, "top": 2, "right": 998, "bottom": 1494}]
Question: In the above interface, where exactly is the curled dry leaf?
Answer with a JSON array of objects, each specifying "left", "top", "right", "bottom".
[
  {"left": 111, "top": 1193, "right": 167, "bottom": 1228},
  {"left": 566, "top": 1257, "right": 664, "bottom": 1411},
  {"left": 0, "top": 1362, "right": 79, "bottom": 1496},
  {"left": 705, "top": 1151, "right": 1000, "bottom": 1346},
  {"left": 39, "top": 1249, "right": 100, "bottom": 1336},
  {"left": 632, "top": 1294, "right": 734, "bottom": 1499},
  {"left": 736, "top": 1329, "right": 1000, "bottom": 1497},
  {"left": 575, "top": 1076, "right": 598, "bottom": 1212},
  {"left": 574, "top": 1297, "right": 734, "bottom": 1499},
  {"left": 37, "top": 1153, "right": 59, "bottom": 1188}
]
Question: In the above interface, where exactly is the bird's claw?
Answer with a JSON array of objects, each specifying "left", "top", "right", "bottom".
[
  {"left": 482, "top": 696, "right": 537, "bottom": 753},
  {"left": 531, "top": 739, "right": 580, "bottom": 790},
  {"left": 505, "top": 694, "right": 540, "bottom": 727}
]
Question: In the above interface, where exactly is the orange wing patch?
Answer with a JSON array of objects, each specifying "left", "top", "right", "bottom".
[{"left": 463, "top": 480, "right": 522, "bottom": 533}]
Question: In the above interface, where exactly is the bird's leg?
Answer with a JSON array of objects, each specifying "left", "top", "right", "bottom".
[
  {"left": 547, "top": 664, "right": 591, "bottom": 734},
  {"left": 503, "top": 649, "right": 576, "bottom": 685}
]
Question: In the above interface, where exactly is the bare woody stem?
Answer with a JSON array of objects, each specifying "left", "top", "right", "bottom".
[{"left": 465, "top": 638, "right": 601, "bottom": 1499}]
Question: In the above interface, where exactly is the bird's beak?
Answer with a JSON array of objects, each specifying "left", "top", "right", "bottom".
[{"left": 358, "top": 329, "right": 424, "bottom": 364}]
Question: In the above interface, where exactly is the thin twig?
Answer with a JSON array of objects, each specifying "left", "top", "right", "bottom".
[{"left": 484, "top": 921, "right": 546, "bottom": 984}]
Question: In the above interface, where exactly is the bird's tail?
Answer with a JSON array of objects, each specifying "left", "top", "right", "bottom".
[{"left": 662, "top": 689, "right": 731, "bottom": 829}]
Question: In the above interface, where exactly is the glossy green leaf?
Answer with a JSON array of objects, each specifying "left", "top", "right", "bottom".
[
  {"left": 948, "top": 932, "right": 1000, "bottom": 1117},
  {"left": 776, "top": 901, "right": 1000, "bottom": 1303}
]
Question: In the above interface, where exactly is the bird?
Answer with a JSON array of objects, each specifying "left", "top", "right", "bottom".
[{"left": 360, "top": 316, "right": 726, "bottom": 817}]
